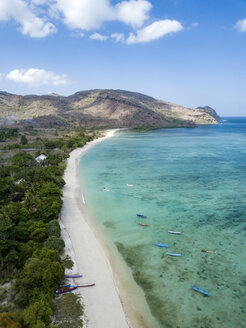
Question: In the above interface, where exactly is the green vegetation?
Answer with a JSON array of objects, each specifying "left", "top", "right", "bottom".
[
  {"left": 0, "top": 312, "right": 22, "bottom": 327},
  {"left": 0, "top": 129, "right": 97, "bottom": 327},
  {"left": 53, "top": 293, "right": 83, "bottom": 328},
  {"left": 0, "top": 128, "right": 19, "bottom": 142},
  {"left": 20, "top": 136, "right": 28, "bottom": 145}
]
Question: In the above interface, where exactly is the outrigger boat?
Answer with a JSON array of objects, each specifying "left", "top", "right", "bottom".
[
  {"left": 155, "top": 243, "right": 169, "bottom": 248},
  {"left": 137, "top": 214, "right": 147, "bottom": 218},
  {"left": 166, "top": 252, "right": 181, "bottom": 257},
  {"left": 168, "top": 231, "right": 181, "bottom": 235},
  {"left": 56, "top": 283, "right": 95, "bottom": 295},
  {"left": 72, "top": 283, "right": 95, "bottom": 288},
  {"left": 190, "top": 285, "right": 210, "bottom": 296},
  {"left": 201, "top": 250, "right": 216, "bottom": 254},
  {"left": 138, "top": 222, "right": 149, "bottom": 227},
  {"left": 55, "top": 286, "right": 78, "bottom": 295},
  {"left": 58, "top": 283, "right": 95, "bottom": 289},
  {"left": 65, "top": 274, "right": 82, "bottom": 278}
]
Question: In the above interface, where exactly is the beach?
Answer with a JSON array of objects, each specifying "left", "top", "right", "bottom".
[
  {"left": 60, "top": 130, "right": 160, "bottom": 328},
  {"left": 60, "top": 130, "right": 131, "bottom": 328},
  {"left": 60, "top": 129, "right": 162, "bottom": 328}
]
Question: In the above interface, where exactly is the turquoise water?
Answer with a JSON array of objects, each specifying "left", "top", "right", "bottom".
[{"left": 78, "top": 118, "right": 246, "bottom": 328}]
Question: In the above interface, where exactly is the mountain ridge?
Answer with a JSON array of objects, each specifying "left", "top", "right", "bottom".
[{"left": 0, "top": 89, "right": 221, "bottom": 129}]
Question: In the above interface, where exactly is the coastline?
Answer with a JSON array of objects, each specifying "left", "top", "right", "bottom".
[
  {"left": 60, "top": 129, "right": 130, "bottom": 328},
  {"left": 60, "top": 130, "right": 159, "bottom": 328}
]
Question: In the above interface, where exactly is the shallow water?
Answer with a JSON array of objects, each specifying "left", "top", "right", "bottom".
[{"left": 78, "top": 118, "right": 246, "bottom": 328}]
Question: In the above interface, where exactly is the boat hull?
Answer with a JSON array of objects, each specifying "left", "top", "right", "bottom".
[
  {"left": 155, "top": 243, "right": 169, "bottom": 248},
  {"left": 190, "top": 285, "right": 210, "bottom": 296}
]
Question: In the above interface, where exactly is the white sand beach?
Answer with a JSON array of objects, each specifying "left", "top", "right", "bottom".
[
  {"left": 60, "top": 130, "right": 131, "bottom": 328},
  {"left": 60, "top": 130, "right": 159, "bottom": 328}
]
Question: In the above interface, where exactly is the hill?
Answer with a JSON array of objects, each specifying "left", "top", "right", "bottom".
[{"left": 0, "top": 89, "right": 221, "bottom": 129}]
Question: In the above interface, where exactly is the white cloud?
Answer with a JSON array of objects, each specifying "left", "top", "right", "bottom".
[
  {"left": 235, "top": 18, "right": 246, "bottom": 32},
  {"left": 0, "top": 0, "right": 185, "bottom": 44},
  {"left": 126, "top": 19, "right": 184, "bottom": 44},
  {"left": 54, "top": 0, "right": 151, "bottom": 31},
  {"left": 55, "top": 0, "right": 113, "bottom": 31},
  {"left": 115, "top": 0, "right": 152, "bottom": 28},
  {"left": 90, "top": 32, "right": 108, "bottom": 41},
  {"left": 0, "top": 0, "right": 56, "bottom": 37},
  {"left": 6, "top": 68, "right": 68, "bottom": 86},
  {"left": 111, "top": 33, "right": 125, "bottom": 42}
]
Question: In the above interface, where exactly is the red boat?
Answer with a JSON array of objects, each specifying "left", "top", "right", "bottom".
[
  {"left": 55, "top": 286, "right": 78, "bottom": 295},
  {"left": 76, "top": 283, "right": 95, "bottom": 288}
]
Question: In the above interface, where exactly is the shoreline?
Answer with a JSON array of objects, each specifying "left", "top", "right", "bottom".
[
  {"left": 60, "top": 130, "right": 159, "bottom": 328},
  {"left": 60, "top": 129, "right": 130, "bottom": 328}
]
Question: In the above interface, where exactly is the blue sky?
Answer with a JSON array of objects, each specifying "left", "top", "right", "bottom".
[{"left": 0, "top": 0, "right": 246, "bottom": 116}]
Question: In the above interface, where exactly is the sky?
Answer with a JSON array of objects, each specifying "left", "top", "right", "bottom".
[{"left": 0, "top": 0, "right": 246, "bottom": 116}]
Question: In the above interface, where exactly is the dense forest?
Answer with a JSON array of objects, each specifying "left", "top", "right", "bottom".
[{"left": 0, "top": 127, "right": 97, "bottom": 327}]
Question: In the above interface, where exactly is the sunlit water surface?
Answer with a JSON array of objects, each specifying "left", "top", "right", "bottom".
[{"left": 79, "top": 118, "right": 246, "bottom": 328}]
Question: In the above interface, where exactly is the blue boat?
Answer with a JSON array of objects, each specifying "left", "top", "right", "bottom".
[
  {"left": 166, "top": 252, "right": 181, "bottom": 257},
  {"left": 155, "top": 243, "right": 169, "bottom": 248},
  {"left": 190, "top": 285, "right": 210, "bottom": 296},
  {"left": 137, "top": 214, "right": 147, "bottom": 218}
]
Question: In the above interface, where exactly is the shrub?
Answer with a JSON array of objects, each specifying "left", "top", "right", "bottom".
[
  {"left": 44, "top": 236, "right": 65, "bottom": 252},
  {"left": 47, "top": 220, "right": 61, "bottom": 238},
  {"left": 0, "top": 312, "right": 22, "bottom": 328}
]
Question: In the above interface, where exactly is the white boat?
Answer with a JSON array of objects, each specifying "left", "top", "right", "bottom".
[{"left": 168, "top": 231, "right": 181, "bottom": 235}]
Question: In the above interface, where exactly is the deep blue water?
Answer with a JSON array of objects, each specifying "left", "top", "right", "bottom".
[{"left": 79, "top": 118, "right": 246, "bottom": 328}]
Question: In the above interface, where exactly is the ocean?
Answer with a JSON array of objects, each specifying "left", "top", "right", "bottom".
[{"left": 78, "top": 118, "right": 246, "bottom": 328}]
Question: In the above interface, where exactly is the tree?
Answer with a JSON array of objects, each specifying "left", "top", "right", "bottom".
[
  {"left": 21, "top": 294, "right": 52, "bottom": 328},
  {"left": 29, "top": 221, "right": 48, "bottom": 243},
  {"left": 40, "top": 182, "right": 62, "bottom": 198},
  {"left": 1, "top": 203, "right": 30, "bottom": 224},
  {"left": 47, "top": 220, "right": 61, "bottom": 237},
  {"left": 11, "top": 152, "right": 34, "bottom": 167},
  {"left": 0, "top": 176, "right": 14, "bottom": 202},
  {"left": 44, "top": 236, "right": 65, "bottom": 252},
  {"left": 0, "top": 312, "right": 22, "bottom": 328},
  {"left": 36, "top": 198, "right": 62, "bottom": 223},
  {"left": 15, "top": 256, "right": 63, "bottom": 306},
  {"left": 20, "top": 135, "right": 28, "bottom": 145},
  {"left": 0, "top": 215, "right": 13, "bottom": 240},
  {"left": 19, "top": 241, "right": 40, "bottom": 266}
]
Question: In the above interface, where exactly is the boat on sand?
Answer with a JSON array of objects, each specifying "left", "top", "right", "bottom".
[
  {"left": 65, "top": 274, "right": 82, "bottom": 278},
  {"left": 56, "top": 283, "right": 95, "bottom": 294},
  {"left": 55, "top": 286, "right": 78, "bottom": 295}
]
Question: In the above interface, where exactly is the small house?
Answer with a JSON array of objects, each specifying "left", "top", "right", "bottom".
[{"left": 35, "top": 154, "right": 47, "bottom": 163}]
